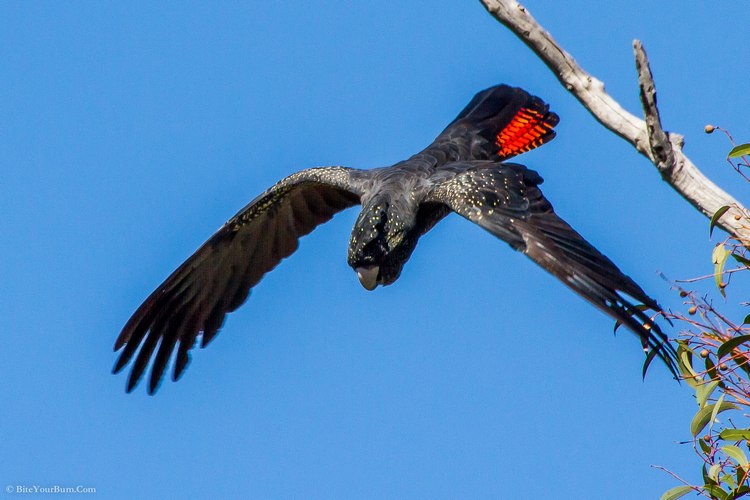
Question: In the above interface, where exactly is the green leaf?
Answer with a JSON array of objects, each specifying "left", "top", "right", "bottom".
[
  {"left": 711, "top": 206, "right": 731, "bottom": 237},
  {"left": 706, "top": 357, "right": 720, "bottom": 383},
  {"left": 660, "top": 485, "right": 693, "bottom": 500},
  {"left": 723, "top": 445, "right": 750, "bottom": 467},
  {"left": 697, "top": 380, "right": 721, "bottom": 408},
  {"left": 700, "top": 437, "right": 712, "bottom": 455},
  {"left": 721, "top": 429, "right": 750, "bottom": 441},
  {"left": 744, "top": 314, "right": 750, "bottom": 326},
  {"left": 711, "top": 394, "right": 727, "bottom": 430},
  {"left": 710, "top": 463, "right": 722, "bottom": 482},
  {"left": 717, "top": 335, "right": 750, "bottom": 360},
  {"left": 692, "top": 399, "right": 738, "bottom": 437},
  {"left": 678, "top": 341, "right": 698, "bottom": 371},
  {"left": 732, "top": 253, "right": 750, "bottom": 267},
  {"left": 643, "top": 346, "right": 659, "bottom": 380},
  {"left": 728, "top": 143, "right": 750, "bottom": 159},
  {"left": 713, "top": 244, "right": 731, "bottom": 296},
  {"left": 679, "top": 345, "right": 701, "bottom": 387},
  {"left": 704, "top": 484, "right": 729, "bottom": 500},
  {"left": 705, "top": 463, "right": 717, "bottom": 486},
  {"left": 722, "top": 473, "right": 736, "bottom": 490}
]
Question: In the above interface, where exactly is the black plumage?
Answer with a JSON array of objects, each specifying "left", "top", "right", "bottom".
[{"left": 115, "top": 84, "right": 677, "bottom": 393}]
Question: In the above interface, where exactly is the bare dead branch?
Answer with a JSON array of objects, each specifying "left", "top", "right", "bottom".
[
  {"left": 479, "top": 0, "right": 750, "bottom": 241},
  {"left": 634, "top": 40, "right": 675, "bottom": 175}
]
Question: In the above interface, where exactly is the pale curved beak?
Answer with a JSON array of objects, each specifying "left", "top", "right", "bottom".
[{"left": 355, "top": 266, "right": 379, "bottom": 291}]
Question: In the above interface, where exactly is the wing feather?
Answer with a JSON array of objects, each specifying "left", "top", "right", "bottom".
[
  {"left": 115, "top": 166, "right": 362, "bottom": 393},
  {"left": 427, "top": 162, "right": 677, "bottom": 376}
]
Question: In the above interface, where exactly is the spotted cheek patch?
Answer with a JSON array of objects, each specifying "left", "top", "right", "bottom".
[{"left": 496, "top": 108, "right": 558, "bottom": 159}]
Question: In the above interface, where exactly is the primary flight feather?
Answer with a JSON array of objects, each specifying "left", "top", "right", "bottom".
[{"left": 115, "top": 84, "right": 677, "bottom": 393}]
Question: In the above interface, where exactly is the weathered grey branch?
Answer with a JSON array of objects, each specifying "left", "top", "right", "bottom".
[
  {"left": 634, "top": 40, "right": 675, "bottom": 175},
  {"left": 479, "top": 0, "right": 750, "bottom": 241}
]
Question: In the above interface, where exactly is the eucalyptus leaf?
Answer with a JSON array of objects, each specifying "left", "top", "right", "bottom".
[
  {"left": 712, "top": 244, "right": 731, "bottom": 296},
  {"left": 720, "top": 429, "right": 750, "bottom": 441},
  {"left": 732, "top": 253, "right": 750, "bottom": 267},
  {"left": 706, "top": 357, "right": 720, "bottom": 382},
  {"left": 691, "top": 399, "right": 738, "bottom": 437},
  {"left": 717, "top": 335, "right": 750, "bottom": 360},
  {"left": 696, "top": 380, "right": 721, "bottom": 408},
  {"left": 723, "top": 445, "right": 750, "bottom": 466},
  {"left": 703, "top": 484, "right": 729, "bottom": 500},
  {"left": 721, "top": 473, "right": 736, "bottom": 490},
  {"left": 660, "top": 485, "right": 693, "bottom": 500},
  {"left": 711, "top": 206, "right": 731, "bottom": 237},
  {"left": 711, "top": 394, "right": 727, "bottom": 430},
  {"left": 659, "top": 485, "right": 693, "bottom": 500},
  {"left": 709, "top": 463, "right": 722, "bottom": 482},
  {"left": 642, "top": 347, "right": 658, "bottom": 380},
  {"left": 678, "top": 347, "right": 701, "bottom": 387},
  {"left": 704, "top": 463, "right": 715, "bottom": 486},
  {"left": 728, "top": 143, "right": 750, "bottom": 159}
]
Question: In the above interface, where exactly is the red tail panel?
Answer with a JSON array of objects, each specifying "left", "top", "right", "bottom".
[{"left": 496, "top": 107, "right": 558, "bottom": 159}]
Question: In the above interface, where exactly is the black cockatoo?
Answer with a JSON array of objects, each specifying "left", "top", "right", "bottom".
[{"left": 114, "top": 85, "right": 677, "bottom": 393}]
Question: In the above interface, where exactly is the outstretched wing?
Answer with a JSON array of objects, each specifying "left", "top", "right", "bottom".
[
  {"left": 428, "top": 85, "right": 559, "bottom": 163},
  {"left": 115, "top": 167, "right": 362, "bottom": 393},
  {"left": 426, "top": 162, "right": 677, "bottom": 376}
]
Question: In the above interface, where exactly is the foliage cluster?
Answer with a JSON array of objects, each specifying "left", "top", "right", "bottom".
[{"left": 661, "top": 138, "right": 750, "bottom": 500}]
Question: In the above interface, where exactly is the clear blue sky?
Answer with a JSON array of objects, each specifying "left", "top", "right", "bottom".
[{"left": 2, "top": 2, "right": 749, "bottom": 498}]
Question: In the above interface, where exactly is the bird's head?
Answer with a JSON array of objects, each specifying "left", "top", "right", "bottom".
[{"left": 347, "top": 196, "right": 416, "bottom": 290}]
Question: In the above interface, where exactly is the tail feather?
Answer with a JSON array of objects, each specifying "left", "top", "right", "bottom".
[{"left": 437, "top": 85, "right": 559, "bottom": 161}]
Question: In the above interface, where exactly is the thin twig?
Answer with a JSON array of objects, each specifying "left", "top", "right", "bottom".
[
  {"left": 674, "top": 266, "right": 750, "bottom": 284},
  {"left": 649, "top": 465, "right": 711, "bottom": 498}
]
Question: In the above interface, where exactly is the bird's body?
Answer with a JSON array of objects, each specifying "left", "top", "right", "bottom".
[{"left": 115, "top": 85, "right": 677, "bottom": 393}]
